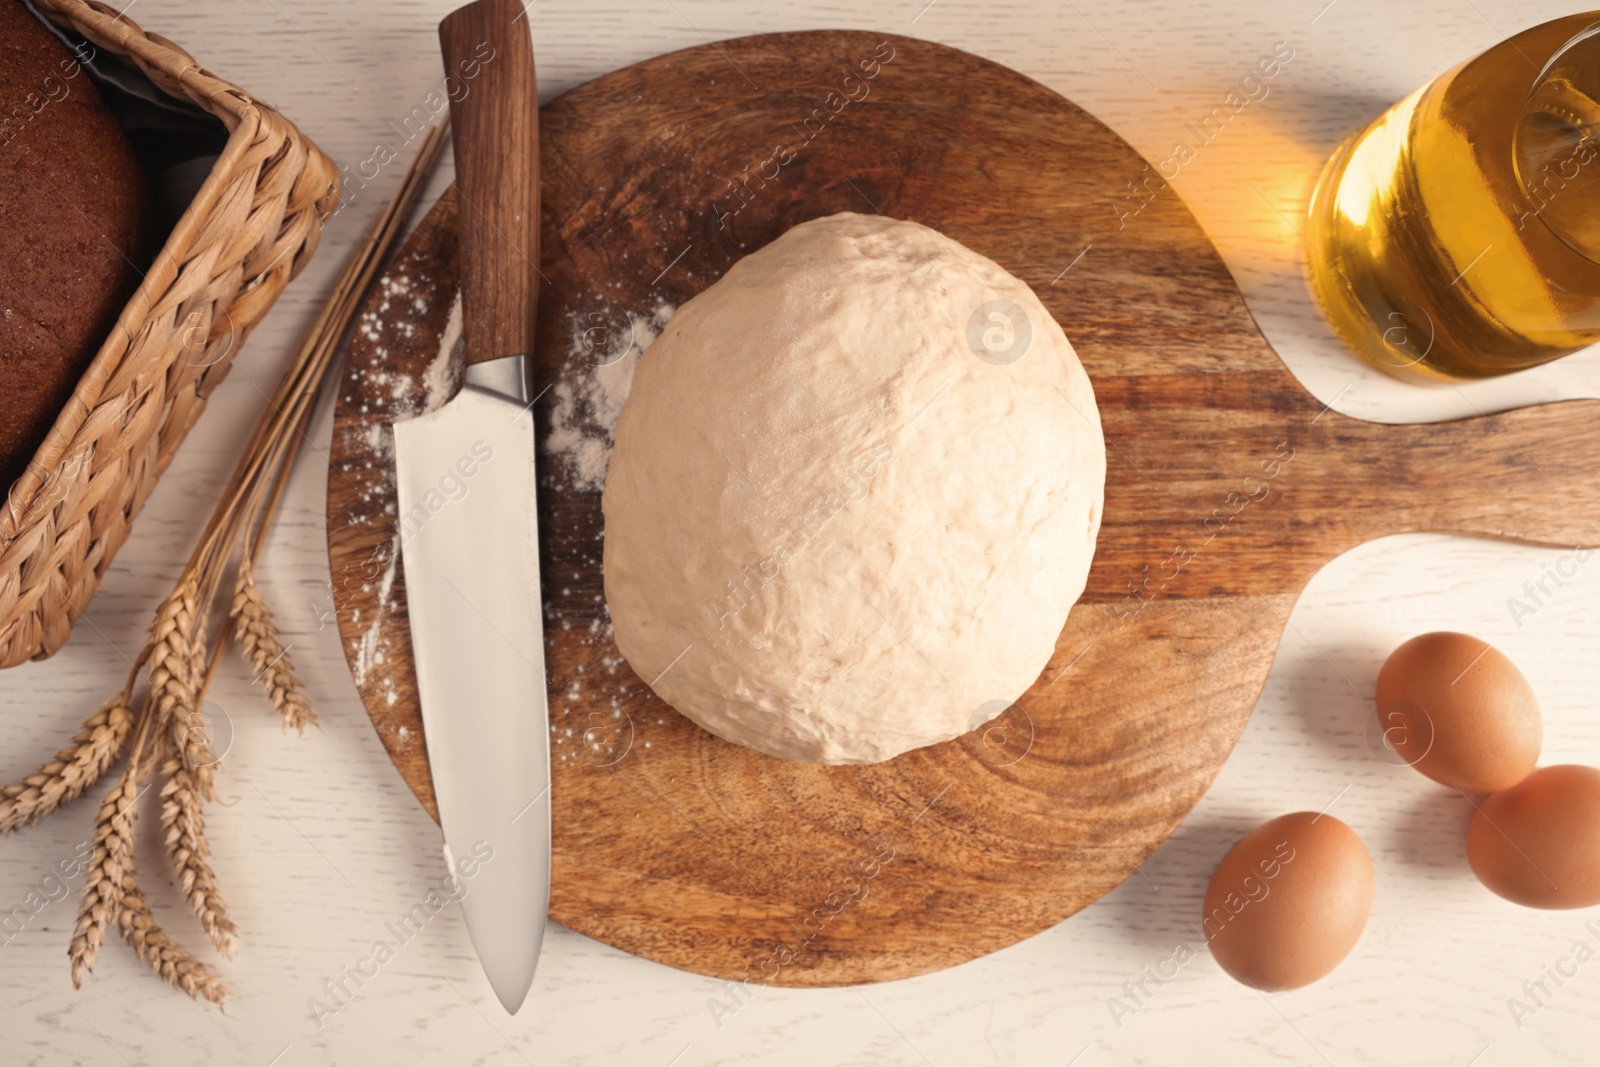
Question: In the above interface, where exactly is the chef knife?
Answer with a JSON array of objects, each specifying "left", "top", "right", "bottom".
[{"left": 392, "top": 0, "right": 547, "bottom": 1014}]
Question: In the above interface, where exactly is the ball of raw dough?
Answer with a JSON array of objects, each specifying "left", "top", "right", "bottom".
[{"left": 601, "top": 212, "right": 1105, "bottom": 764}]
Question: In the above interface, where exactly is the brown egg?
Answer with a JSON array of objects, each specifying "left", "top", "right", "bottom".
[
  {"left": 1374, "top": 632, "right": 1541, "bottom": 793},
  {"left": 1202, "top": 812, "right": 1373, "bottom": 991},
  {"left": 1467, "top": 765, "right": 1600, "bottom": 909}
]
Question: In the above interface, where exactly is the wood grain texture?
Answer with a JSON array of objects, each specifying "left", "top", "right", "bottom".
[
  {"left": 439, "top": 0, "right": 540, "bottom": 364},
  {"left": 326, "top": 30, "right": 1600, "bottom": 987},
  {"left": 9, "top": 3, "right": 1600, "bottom": 1065}
]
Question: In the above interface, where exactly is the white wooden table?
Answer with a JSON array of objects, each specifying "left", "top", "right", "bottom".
[{"left": 5, "top": 1, "right": 1600, "bottom": 1063}]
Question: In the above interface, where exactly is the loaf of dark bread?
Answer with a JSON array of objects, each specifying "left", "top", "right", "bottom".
[{"left": 0, "top": 0, "right": 154, "bottom": 491}]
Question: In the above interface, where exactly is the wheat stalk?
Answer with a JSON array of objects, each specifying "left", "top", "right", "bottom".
[
  {"left": 231, "top": 559, "right": 315, "bottom": 733},
  {"left": 48, "top": 119, "right": 448, "bottom": 1004},
  {"left": 0, "top": 695, "right": 132, "bottom": 834},
  {"left": 159, "top": 755, "right": 239, "bottom": 958}
]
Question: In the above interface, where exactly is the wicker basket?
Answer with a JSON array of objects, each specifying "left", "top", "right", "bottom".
[{"left": 0, "top": 0, "right": 339, "bottom": 667}]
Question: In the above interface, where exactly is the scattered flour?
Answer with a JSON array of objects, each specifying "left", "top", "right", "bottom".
[
  {"left": 345, "top": 283, "right": 666, "bottom": 753},
  {"left": 361, "top": 420, "right": 390, "bottom": 459},
  {"left": 352, "top": 546, "right": 398, "bottom": 687},
  {"left": 423, "top": 294, "right": 463, "bottom": 412},
  {"left": 544, "top": 301, "right": 675, "bottom": 491}
]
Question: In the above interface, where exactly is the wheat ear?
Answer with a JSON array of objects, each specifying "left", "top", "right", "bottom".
[
  {"left": 118, "top": 870, "right": 228, "bottom": 1005},
  {"left": 152, "top": 570, "right": 237, "bottom": 958},
  {"left": 145, "top": 577, "right": 216, "bottom": 800},
  {"left": 230, "top": 560, "right": 315, "bottom": 733},
  {"left": 159, "top": 754, "right": 238, "bottom": 958},
  {"left": 69, "top": 765, "right": 144, "bottom": 990},
  {"left": 0, "top": 696, "right": 132, "bottom": 834}
]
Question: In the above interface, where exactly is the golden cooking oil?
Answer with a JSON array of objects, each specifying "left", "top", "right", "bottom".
[{"left": 1307, "top": 14, "right": 1600, "bottom": 381}]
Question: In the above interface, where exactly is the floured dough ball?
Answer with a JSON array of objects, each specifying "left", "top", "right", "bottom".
[{"left": 601, "top": 212, "right": 1105, "bottom": 764}]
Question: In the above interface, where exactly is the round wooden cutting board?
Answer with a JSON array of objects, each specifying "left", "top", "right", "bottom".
[{"left": 327, "top": 31, "right": 1600, "bottom": 986}]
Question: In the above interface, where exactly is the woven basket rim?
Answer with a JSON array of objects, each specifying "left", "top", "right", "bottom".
[{"left": 3, "top": 0, "right": 329, "bottom": 532}]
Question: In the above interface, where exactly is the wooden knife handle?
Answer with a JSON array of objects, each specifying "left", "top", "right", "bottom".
[{"left": 439, "top": 0, "right": 539, "bottom": 365}]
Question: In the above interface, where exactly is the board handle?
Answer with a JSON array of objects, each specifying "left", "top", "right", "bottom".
[{"left": 1329, "top": 397, "right": 1600, "bottom": 549}]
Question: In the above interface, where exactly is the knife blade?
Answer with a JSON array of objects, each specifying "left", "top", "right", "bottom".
[{"left": 392, "top": 0, "right": 547, "bottom": 1014}]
